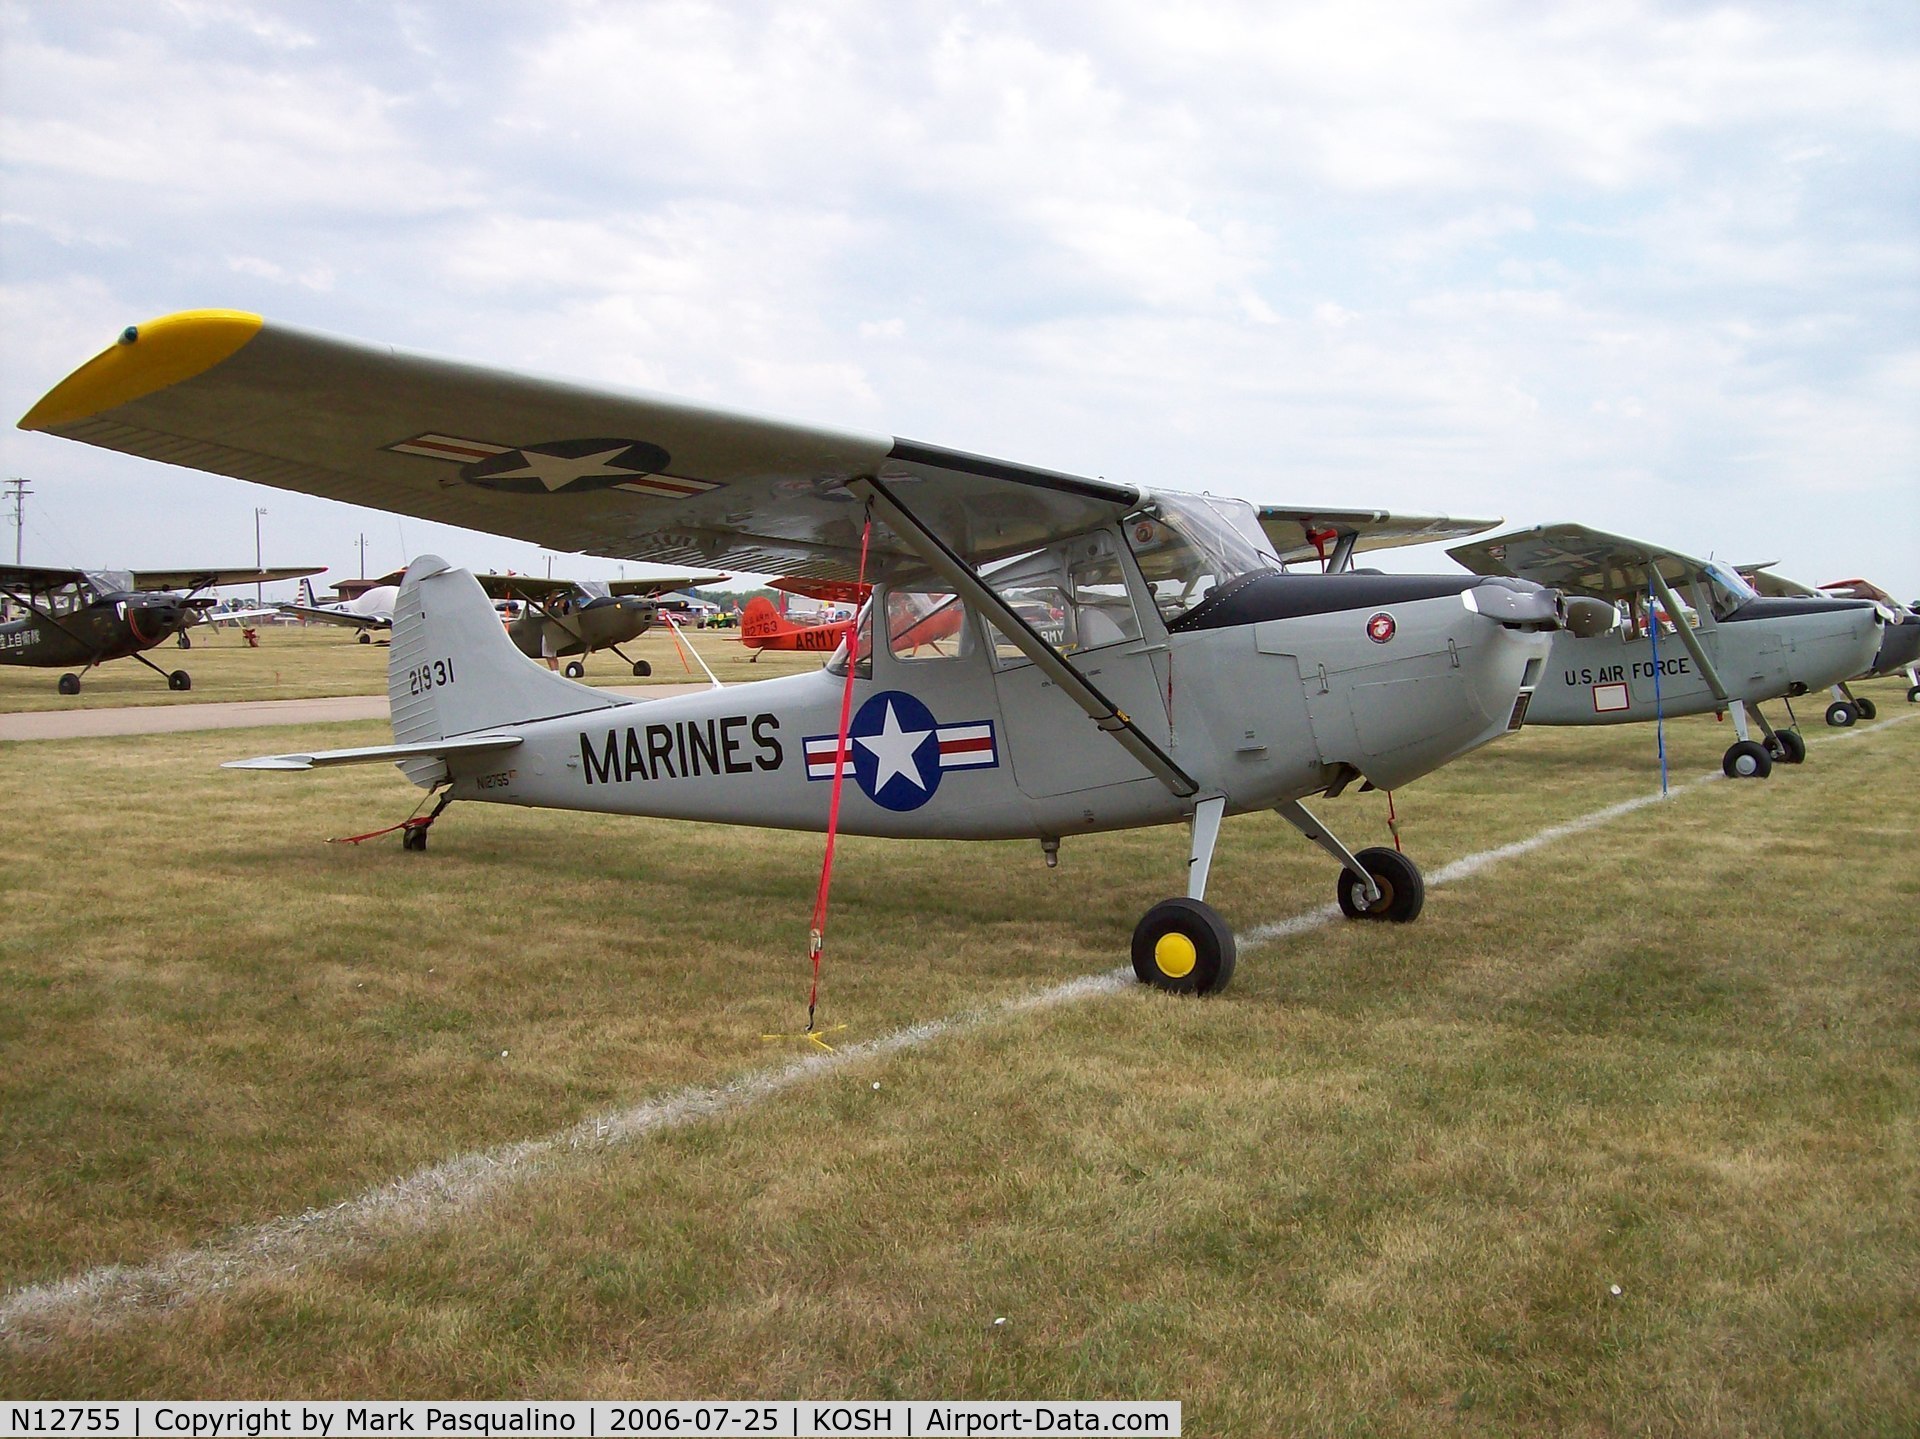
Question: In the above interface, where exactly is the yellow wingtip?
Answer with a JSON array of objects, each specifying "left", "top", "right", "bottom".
[{"left": 18, "top": 309, "right": 264, "bottom": 431}]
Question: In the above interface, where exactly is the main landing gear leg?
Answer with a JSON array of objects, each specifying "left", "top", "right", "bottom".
[
  {"left": 1132, "top": 794, "right": 1236, "bottom": 996},
  {"left": 1723, "top": 698, "right": 1773, "bottom": 779},
  {"left": 610, "top": 642, "right": 651, "bottom": 678},
  {"left": 1749, "top": 702, "right": 1805, "bottom": 766},
  {"left": 130, "top": 647, "right": 192, "bottom": 691},
  {"left": 1276, "top": 797, "right": 1425, "bottom": 923}
]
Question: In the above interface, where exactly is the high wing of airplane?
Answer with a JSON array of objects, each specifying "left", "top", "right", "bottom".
[
  {"left": 22, "top": 309, "right": 1579, "bottom": 995},
  {"left": 475, "top": 570, "right": 727, "bottom": 677},
  {"left": 1448, "top": 524, "right": 1882, "bottom": 778},
  {"left": 1258, "top": 507, "right": 1502, "bottom": 572},
  {"left": 1740, "top": 567, "right": 1920, "bottom": 716},
  {"left": 0, "top": 561, "right": 324, "bottom": 693}
]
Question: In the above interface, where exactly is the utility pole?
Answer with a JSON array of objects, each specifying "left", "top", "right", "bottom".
[
  {"left": 355, "top": 532, "right": 367, "bottom": 580},
  {"left": 254, "top": 506, "right": 268, "bottom": 603},
  {"left": 6, "top": 476, "right": 30, "bottom": 564}
]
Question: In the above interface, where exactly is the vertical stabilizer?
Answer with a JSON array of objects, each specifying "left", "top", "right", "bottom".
[{"left": 388, "top": 557, "right": 624, "bottom": 784}]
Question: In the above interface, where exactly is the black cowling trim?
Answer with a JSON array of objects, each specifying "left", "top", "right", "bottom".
[
  {"left": 1165, "top": 572, "right": 1477, "bottom": 633},
  {"left": 1718, "top": 596, "right": 1877, "bottom": 624}
]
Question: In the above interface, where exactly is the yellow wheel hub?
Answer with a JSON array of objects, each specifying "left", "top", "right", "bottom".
[{"left": 1153, "top": 931, "right": 1198, "bottom": 979}]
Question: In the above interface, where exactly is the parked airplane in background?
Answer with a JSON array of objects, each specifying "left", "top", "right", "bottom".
[
  {"left": 22, "top": 308, "right": 1578, "bottom": 994},
  {"left": 1740, "top": 569, "right": 1920, "bottom": 719},
  {"left": 1, "top": 562, "right": 323, "bottom": 692},
  {"left": 280, "top": 572, "right": 402, "bottom": 640},
  {"left": 740, "top": 579, "right": 865, "bottom": 657},
  {"left": 476, "top": 571, "right": 726, "bottom": 676},
  {"left": 1448, "top": 524, "right": 1881, "bottom": 778}
]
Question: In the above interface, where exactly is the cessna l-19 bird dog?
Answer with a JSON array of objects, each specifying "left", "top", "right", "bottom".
[
  {"left": 476, "top": 570, "right": 725, "bottom": 677},
  {"left": 2, "top": 561, "right": 322, "bottom": 692},
  {"left": 1739, "top": 569, "right": 1920, "bottom": 720},
  {"left": 21, "top": 310, "right": 1578, "bottom": 993},
  {"left": 1448, "top": 524, "right": 1880, "bottom": 779}
]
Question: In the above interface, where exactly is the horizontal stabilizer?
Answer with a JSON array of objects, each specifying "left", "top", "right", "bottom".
[{"left": 223, "top": 733, "right": 521, "bottom": 771}]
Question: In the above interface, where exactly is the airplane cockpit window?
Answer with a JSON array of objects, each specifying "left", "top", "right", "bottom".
[
  {"left": 982, "top": 529, "right": 1144, "bottom": 664},
  {"left": 825, "top": 600, "right": 874, "bottom": 679},
  {"left": 85, "top": 570, "right": 133, "bottom": 598},
  {"left": 1699, "top": 561, "right": 1759, "bottom": 622},
  {"left": 886, "top": 586, "right": 970, "bottom": 662},
  {"left": 1122, "top": 492, "right": 1279, "bottom": 625}
]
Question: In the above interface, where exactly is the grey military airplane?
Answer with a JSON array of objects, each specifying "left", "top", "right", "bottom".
[
  {"left": 475, "top": 571, "right": 726, "bottom": 677},
  {"left": 1447, "top": 524, "right": 1882, "bottom": 779},
  {"left": 1, "top": 562, "right": 323, "bottom": 693},
  {"left": 20, "top": 309, "right": 1580, "bottom": 994},
  {"left": 1739, "top": 569, "right": 1920, "bottom": 721}
]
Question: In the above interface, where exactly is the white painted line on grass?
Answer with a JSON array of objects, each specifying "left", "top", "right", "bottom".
[{"left": 5, "top": 712, "right": 1913, "bottom": 1338}]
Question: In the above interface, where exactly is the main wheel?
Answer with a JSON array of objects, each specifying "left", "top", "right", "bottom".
[
  {"left": 167, "top": 670, "right": 191, "bottom": 691},
  {"left": 1908, "top": 684, "right": 1919, "bottom": 703},
  {"left": 1131, "top": 898, "right": 1236, "bottom": 995},
  {"left": 632, "top": 659, "right": 652, "bottom": 677},
  {"left": 564, "top": 660, "right": 586, "bottom": 679},
  {"left": 1855, "top": 697, "right": 1877, "bottom": 720},
  {"left": 1723, "top": 739, "right": 1773, "bottom": 779},
  {"left": 1825, "top": 701, "right": 1857, "bottom": 728},
  {"left": 57, "top": 673, "right": 81, "bottom": 695},
  {"left": 1770, "top": 729, "right": 1806, "bottom": 765},
  {"left": 1335, "top": 847, "right": 1425, "bottom": 922},
  {"left": 357, "top": 631, "right": 372, "bottom": 644}
]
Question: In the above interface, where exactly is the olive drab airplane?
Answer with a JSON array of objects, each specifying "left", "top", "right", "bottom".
[
  {"left": 1, "top": 561, "right": 323, "bottom": 693},
  {"left": 475, "top": 570, "right": 727, "bottom": 677},
  {"left": 1446, "top": 524, "right": 1883, "bottom": 779},
  {"left": 1738, "top": 569, "right": 1920, "bottom": 720},
  {"left": 20, "top": 309, "right": 1582, "bottom": 994}
]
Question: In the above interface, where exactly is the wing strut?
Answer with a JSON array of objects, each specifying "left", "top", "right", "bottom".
[
  {"left": 1645, "top": 565, "right": 1734, "bottom": 706},
  {"left": 846, "top": 476, "right": 1199, "bottom": 799}
]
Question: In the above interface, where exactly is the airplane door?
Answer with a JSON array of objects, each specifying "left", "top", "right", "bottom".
[{"left": 996, "top": 637, "right": 1172, "bottom": 798}]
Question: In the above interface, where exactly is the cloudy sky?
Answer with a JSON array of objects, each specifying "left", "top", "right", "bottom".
[{"left": 2, "top": 0, "right": 1915, "bottom": 597}]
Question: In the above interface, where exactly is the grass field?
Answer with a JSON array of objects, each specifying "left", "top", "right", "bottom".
[
  {"left": 0, "top": 622, "right": 824, "bottom": 712},
  {"left": 2, "top": 679, "right": 1916, "bottom": 1433}
]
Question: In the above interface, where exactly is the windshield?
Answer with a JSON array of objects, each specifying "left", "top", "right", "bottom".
[
  {"left": 84, "top": 569, "right": 134, "bottom": 597},
  {"left": 1122, "top": 492, "right": 1279, "bottom": 624},
  {"left": 1700, "top": 560, "right": 1759, "bottom": 621}
]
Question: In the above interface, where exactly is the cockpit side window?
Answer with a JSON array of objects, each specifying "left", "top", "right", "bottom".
[
  {"left": 980, "top": 529, "right": 1144, "bottom": 665},
  {"left": 1699, "top": 561, "right": 1758, "bottom": 623}
]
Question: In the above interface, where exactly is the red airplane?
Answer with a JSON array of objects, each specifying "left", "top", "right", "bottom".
[{"left": 740, "top": 579, "right": 963, "bottom": 659}]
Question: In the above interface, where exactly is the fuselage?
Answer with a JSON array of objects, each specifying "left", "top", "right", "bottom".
[
  {"left": 0, "top": 588, "right": 198, "bottom": 667},
  {"left": 1525, "top": 594, "right": 1880, "bottom": 725},
  {"left": 420, "top": 566, "right": 1559, "bottom": 842}
]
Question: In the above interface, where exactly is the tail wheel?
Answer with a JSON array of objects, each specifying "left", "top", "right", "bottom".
[
  {"left": 1855, "top": 697, "right": 1877, "bottom": 720},
  {"left": 564, "top": 660, "right": 586, "bottom": 679},
  {"left": 167, "top": 670, "right": 191, "bottom": 692},
  {"left": 1336, "top": 846, "right": 1425, "bottom": 923},
  {"left": 632, "top": 659, "right": 652, "bottom": 677},
  {"left": 402, "top": 826, "right": 428, "bottom": 852},
  {"left": 57, "top": 673, "right": 81, "bottom": 696},
  {"left": 1723, "top": 739, "right": 1773, "bottom": 779},
  {"left": 1131, "top": 898, "right": 1236, "bottom": 995},
  {"left": 357, "top": 631, "right": 372, "bottom": 644},
  {"left": 1770, "top": 730, "right": 1806, "bottom": 765},
  {"left": 1825, "top": 701, "right": 1857, "bottom": 728}
]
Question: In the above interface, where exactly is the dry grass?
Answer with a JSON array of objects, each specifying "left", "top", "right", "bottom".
[
  {"left": 2, "top": 677, "right": 1916, "bottom": 1434},
  {"left": 0, "top": 623, "right": 822, "bottom": 711}
]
